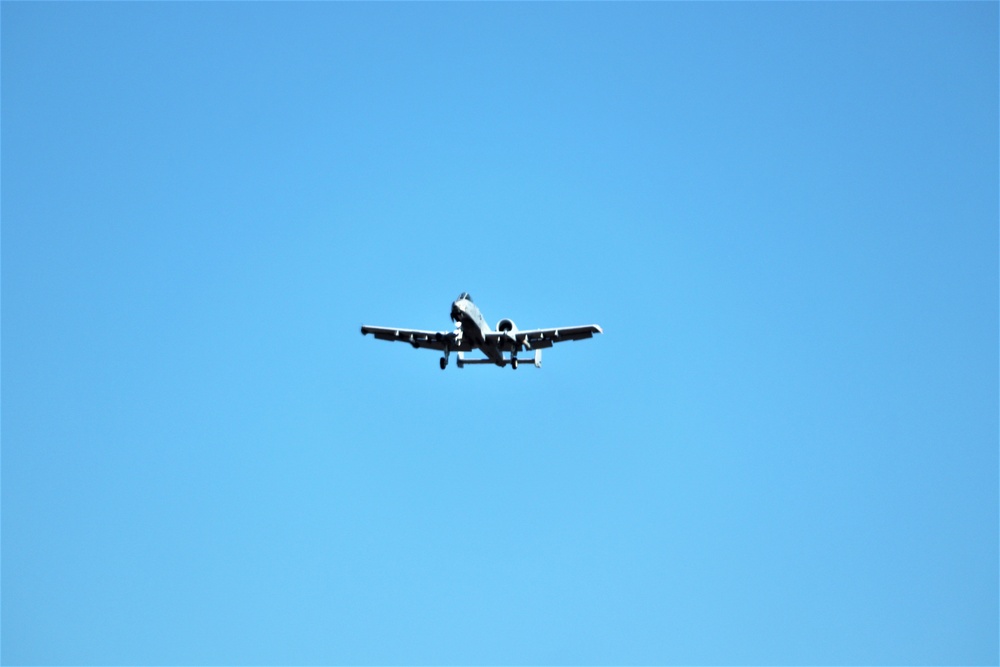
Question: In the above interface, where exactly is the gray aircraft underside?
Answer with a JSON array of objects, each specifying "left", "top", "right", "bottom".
[{"left": 361, "top": 293, "right": 602, "bottom": 369}]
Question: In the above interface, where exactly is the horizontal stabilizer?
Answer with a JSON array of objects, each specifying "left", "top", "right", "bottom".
[{"left": 456, "top": 350, "right": 542, "bottom": 369}]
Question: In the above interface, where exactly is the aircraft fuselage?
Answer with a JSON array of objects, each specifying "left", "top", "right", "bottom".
[{"left": 451, "top": 294, "right": 504, "bottom": 364}]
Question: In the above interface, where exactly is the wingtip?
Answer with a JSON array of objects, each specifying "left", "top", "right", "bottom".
[{"left": 594, "top": 325, "right": 604, "bottom": 334}]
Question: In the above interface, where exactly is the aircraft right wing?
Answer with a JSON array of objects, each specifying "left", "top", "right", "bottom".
[{"left": 360, "top": 325, "right": 474, "bottom": 351}]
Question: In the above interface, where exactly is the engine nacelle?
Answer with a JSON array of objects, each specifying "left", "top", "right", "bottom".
[{"left": 496, "top": 318, "right": 518, "bottom": 333}]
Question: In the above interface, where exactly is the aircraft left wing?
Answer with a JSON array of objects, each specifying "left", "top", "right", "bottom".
[
  {"left": 360, "top": 325, "right": 473, "bottom": 351},
  {"left": 486, "top": 324, "right": 603, "bottom": 350}
]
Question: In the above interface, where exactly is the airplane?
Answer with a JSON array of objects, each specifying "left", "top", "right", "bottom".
[{"left": 361, "top": 292, "right": 602, "bottom": 370}]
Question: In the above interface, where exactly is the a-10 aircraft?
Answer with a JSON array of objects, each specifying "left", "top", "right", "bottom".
[{"left": 361, "top": 292, "right": 602, "bottom": 369}]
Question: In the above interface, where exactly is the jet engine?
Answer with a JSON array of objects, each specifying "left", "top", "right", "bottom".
[{"left": 496, "top": 319, "right": 518, "bottom": 352}]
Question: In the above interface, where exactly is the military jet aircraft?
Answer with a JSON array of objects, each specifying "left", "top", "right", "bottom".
[{"left": 361, "top": 292, "right": 602, "bottom": 369}]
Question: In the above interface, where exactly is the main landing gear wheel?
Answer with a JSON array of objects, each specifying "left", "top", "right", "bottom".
[
  {"left": 511, "top": 358, "right": 518, "bottom": 370},
  {"left": 440, "top": 357, "right": 447, "bottom": 370}
]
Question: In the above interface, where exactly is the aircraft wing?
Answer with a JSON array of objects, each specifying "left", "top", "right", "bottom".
[
  {"left": 486, "top": 324, "right": 603, "bottom": 350},
  {"left": 360, "top": 325, "right": 474, "bottom": 351}
]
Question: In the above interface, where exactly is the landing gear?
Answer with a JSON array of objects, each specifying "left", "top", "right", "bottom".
[
  {"left": 440, "top": 357, "right": 447, "bottom": 370},
  {"left": 511, "top": 357, "right": 518, "bottom": 370}
]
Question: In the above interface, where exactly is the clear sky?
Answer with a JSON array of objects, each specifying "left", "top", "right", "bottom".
[{"left": 2, "top": 3, "right": 997, "bottom": 665}]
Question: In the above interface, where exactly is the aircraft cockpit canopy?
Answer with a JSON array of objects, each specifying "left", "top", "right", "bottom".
[{"left": 457, "top": 292, "right": 473, "bottom": 302}]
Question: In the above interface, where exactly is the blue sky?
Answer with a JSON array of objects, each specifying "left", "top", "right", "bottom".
[{"left": 2, "top": 3, "right": 997, "bottom": 665}]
